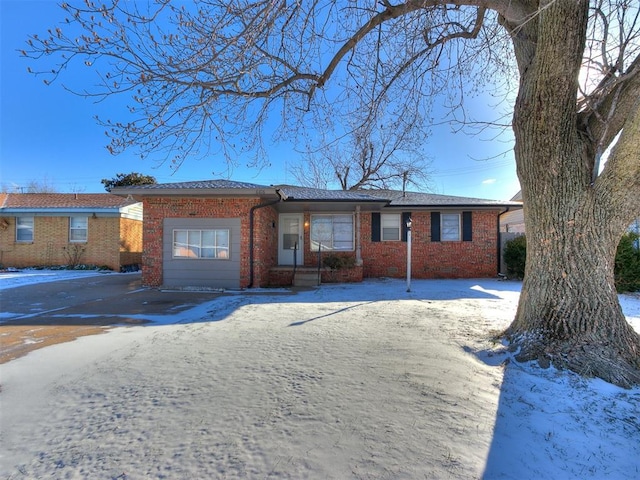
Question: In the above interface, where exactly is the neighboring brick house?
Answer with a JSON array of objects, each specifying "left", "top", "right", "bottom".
[
  {"left": 0, "top": 193, "right": 143, "bottom": 271},
  {"left": 113, "top": 180, "right": 521, "bottom": 289}
]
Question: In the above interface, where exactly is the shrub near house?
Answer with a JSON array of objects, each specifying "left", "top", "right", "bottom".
[
  {"left": 615, "top": 232, "right": 640, "bottom": 293},
  {"left": 503, "top": 235, "right": 527, "bottom": 279}
]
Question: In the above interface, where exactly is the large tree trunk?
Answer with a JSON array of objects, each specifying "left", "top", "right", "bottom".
[
  {"left": 504, "top": 0, "right": 640, "bottom": 387},
  {"left": 507, "top": 198, "right": 640, "bottom": 387}
]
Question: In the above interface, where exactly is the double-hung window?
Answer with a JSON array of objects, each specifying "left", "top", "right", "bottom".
[
  {"left": 16, "top": 216, "right": 34, "bottom": 242},
  {"left": 441, "top": 213, "right": 461, "bottom": 241},
  {"left": 381, "top": 214, "right": 401, "bottom": 241},
  {"left": 371, "top": 212, "right": 411, "bottom": 242},
  {"left": 431, "top": 212, "right": 472, "bottom": 242},
  {"left": 69, "top": 216, "right": 88, "bottom": 242},
  {"left": 173, "top": 229, "right": 230, "bottom": 259},
  {"left": 310, "top": 214, "right": 354, "bottom": 251}
]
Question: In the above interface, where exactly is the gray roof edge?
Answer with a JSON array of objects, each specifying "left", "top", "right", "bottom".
[
  {"left": 112, "top": 187, "right": 280, "bottom": 198},
  {"left": 382, "top": 202, "right": 523, "bottom": 209},
  {"left": 0, "top": 207, "right": 125, "bottom": 215},
  {"left": 110, "top": 179, "right": 278, "bottom": 197},
  {"left": 282, "top": 197, "right": 389, "bottom": 203},
  {"left": 363, "top": 189, "right": 524, "bottom": 207}
]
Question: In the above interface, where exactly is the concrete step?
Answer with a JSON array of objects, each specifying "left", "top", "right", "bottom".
[{"left": 293, "top": 271, "right": 320, "bottom": 287}]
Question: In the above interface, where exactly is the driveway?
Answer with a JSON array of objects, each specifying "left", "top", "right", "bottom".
[{"left": 0, "top": 272, "right": 222, "bottom": 363}]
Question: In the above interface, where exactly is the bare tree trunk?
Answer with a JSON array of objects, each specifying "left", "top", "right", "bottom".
[
  {"left": 505, "top": 0, "right": 640, "bottom": 387},
  {"left": 507, "top": 197, "right": 640, "bottom": 387}
]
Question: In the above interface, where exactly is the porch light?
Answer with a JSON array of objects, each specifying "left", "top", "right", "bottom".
[{"left": 406, "top": 218, "right": 412, "bottom": 292}]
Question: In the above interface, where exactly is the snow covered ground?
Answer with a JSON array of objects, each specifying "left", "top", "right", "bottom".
[
  {"left": 1, "top": 271, "right": 639, "bottom": 479},
  {"left": 0, "top": 268, "right": 109, "bottom": 290}
]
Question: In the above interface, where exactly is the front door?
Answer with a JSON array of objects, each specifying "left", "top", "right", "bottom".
[{"left": 278, "top": 214, "right": 303, "bottom": 266}]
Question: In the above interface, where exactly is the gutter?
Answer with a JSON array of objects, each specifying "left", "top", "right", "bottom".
[
  {"left": 248, "top": 190, "right": 285, "bottom": 288},
  {"left": 381, "top": 203, "right": 522, "bottom": 210},
  {"left": 497, "top": 206, "right": 512, "bottom": 276}
]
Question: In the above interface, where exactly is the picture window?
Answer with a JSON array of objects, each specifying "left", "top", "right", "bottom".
[
  {"left": 310, "top": 214, "right": 354, "bottom": 251},
  {"left": 173, "top": 229, "right": 230, "bottom": 259}
]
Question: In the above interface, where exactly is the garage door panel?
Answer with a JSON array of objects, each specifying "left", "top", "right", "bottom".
[{"left": 163, "top": 218, "right": 241, "bottom": 288}]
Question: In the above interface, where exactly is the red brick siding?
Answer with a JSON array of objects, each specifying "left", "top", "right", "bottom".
[
  {"left": 141, "top": 197, "right": 277, "bottom": 288},
  {"left": 268, "top": 265, "right": 363, "bottom": 287},
  {"left": 252, "top": 206, "right": 278, "bottom": 287},
  {"left": 321, "top": 264, "right": 363, "bottom": 283},
  {"left": 0, "top": 216, "right": 140, "bottom": 271},
  {"left": 268, "top": 268, "right": 294, "bottom": 287},
  {"left": 289, "top": 210, "right": 497, "bottom": 281},
  {"left": 139, "top": 202, "right": 498, "bottom": 288},
  {"left": 361, "top": 211, "right": 498, "bottom": 279}
]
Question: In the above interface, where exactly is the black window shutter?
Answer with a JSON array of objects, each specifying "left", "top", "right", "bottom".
[
  {"left": 462, "top": 211, "right": 473, "bottom": 241},
  {"left": 431, "top": 212, "right": 441, "bottom": 242},
  {"left": 401, "top": 212, "right": 411, "bottom": 242},
  {"left": 371, "top": 212, "right": 381, "bottom": 242}
]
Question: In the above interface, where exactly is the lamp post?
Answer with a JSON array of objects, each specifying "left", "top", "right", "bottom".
[{"left": 406, "top": 217, "right": 412, "bottom": 292}]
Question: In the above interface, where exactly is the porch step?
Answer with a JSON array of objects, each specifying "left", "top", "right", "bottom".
[{"left": 293, "top": 271, "right": 320, "bottom": 287}]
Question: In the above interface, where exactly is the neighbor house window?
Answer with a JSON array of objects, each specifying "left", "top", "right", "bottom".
[
  {"left": 381, "top": 214, "right": 401, "bottom": 241},
  {"left": 173, "top": 229, "right": 230, "bottom": 259},
  {"left": 310, "top": 214, "right": 354, "bottom": 251},
  {"left": 69, "top": 216, "right": 88, "bottom": 242},
  {"left": 16, "top": 216, "right": 34, "bottom": 242},
  {"left": 441, "top": 213, "right": 461, "bottom": 241}
]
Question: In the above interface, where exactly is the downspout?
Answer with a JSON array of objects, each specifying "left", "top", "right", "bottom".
[
  {"left": 248, "top": 191, "right": 283, "bottom": 288},
  {"left": 497, "top": 207, "right": 510, "bottom": 275},
  {"left": 355, "top": 205, "right": 362, "bottom": 266}
]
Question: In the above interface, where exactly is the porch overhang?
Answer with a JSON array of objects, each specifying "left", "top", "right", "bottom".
[{"left": 275, "top": 199, "right": 388, "bottom": 213}]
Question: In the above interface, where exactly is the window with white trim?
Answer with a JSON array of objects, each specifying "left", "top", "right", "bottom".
[
  {"left": 173, "top": 229, "right": 230, "bottom": 259},
  {"left": 69, "top": 216, "right": 88, "bottom": 242},
  {"left": 441, "top": 213, "right": 461, "bottom": 241},
  {"left": 16, "top": 216, "right": 34, "bottom": 242},
  {"left": 381, "top": 213, "right": 401, "bottom": 241},
  {"left": 310, "top": 214, "right": 354, "bottom": 251}
]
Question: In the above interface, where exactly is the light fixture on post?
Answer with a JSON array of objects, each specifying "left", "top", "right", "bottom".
[{"left": 406, "top": 217, "right": 412, "bottom": 292}]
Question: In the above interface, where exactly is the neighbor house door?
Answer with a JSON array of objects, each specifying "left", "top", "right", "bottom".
[{"left": 278, "top": 214, "right": 303, "bottom": 266}]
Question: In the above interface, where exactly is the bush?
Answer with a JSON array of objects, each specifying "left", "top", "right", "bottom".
[
  {"left": 503, "top": 235, "right": 527, "bottom": 279},
  {"left": 615, "top": 232, "right": 640, "bottom": 293},
  {"left": 323, "top": 254, "right": 356, "bottom": 270}
]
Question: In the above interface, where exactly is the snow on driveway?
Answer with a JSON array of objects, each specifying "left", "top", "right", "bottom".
[
  {"left": 0, "top": 277, "right": 639, "bottom": 479},
  {"left": 0, "top": 268, "right": 109, "bottom": 291}
]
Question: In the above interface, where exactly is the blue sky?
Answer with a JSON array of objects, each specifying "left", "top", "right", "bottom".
[{"left": 1, "top": 1, "right": 520, "bottom": 199}]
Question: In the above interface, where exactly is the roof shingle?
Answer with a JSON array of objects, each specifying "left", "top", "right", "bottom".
[
  {"left": 276, "top": 185, "right": 385, "bottom": 202},
  {"left": 116, "top": 179, "right": 271, "bottom": 191},
  {"left": 361, "top": 189, "right": 521, "bottom": 207},
  {"left": 0, "top": 193, "right": 139, "bottom": 209},
  {"left": 109, "top": 178, "right": 521, "bottom": 208}
]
